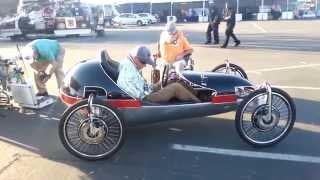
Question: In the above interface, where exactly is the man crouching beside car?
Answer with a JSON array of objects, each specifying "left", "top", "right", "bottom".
[{"left": 22, "top": 39, "right": 65, "bottom": 96}]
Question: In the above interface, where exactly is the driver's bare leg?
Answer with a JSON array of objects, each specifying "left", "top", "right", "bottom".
[{"left": 146, "top": 82, "right": 200, "bottom": 103}]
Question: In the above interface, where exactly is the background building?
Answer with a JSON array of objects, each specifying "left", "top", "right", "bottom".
[
  {"left": 0, "top": 0, "right": 319, "bottom": 20},
  {"left": 116, "top": 0, "right": 318, "bottom": 21}
]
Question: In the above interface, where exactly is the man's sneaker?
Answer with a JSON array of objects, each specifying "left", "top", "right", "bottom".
[
  {"left": 235, "top": 41, "right": 241, "bottom": 47},
  {"left": 213, "top": 42, "right": 219, "bottom": 44},
  {"left": 220, "top": 45, "right": 227, "bottom": 48},
  {"left": 36, "top": 92, "right": 49, "bottom": 97},
  {"left": 204, "top": 41, "right": 211, "bottom": 45}
]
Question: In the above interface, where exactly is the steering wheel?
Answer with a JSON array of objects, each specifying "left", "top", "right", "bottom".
[
  {"left": 161, "top": 64, "right": 169, "bottom": 88},
  {"left": 161, "top": 53, "right": 193, "bottom": 88}
]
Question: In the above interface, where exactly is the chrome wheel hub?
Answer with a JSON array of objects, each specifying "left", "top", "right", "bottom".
[
  {"left": 79, "top": 119, "right": 108, "bottom": 144},
  {"left": 252, "top": 106, "right": 280, "bottom": 131}
]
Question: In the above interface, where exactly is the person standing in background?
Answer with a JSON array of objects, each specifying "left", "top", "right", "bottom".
[
  {"left": 221, "top": 7, "right": 240, "bottom": 48},
  {"left": 205, "top": 5, "right": 221, "bottom": 45},
  {"left": 22, "top": 39, "right": 65, "bottom": 96}
]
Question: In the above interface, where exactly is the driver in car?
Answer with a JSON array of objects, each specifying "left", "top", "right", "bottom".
[
  {"left": 117, "top": 46, "right": 200, "bottom": 103},
  {"left": 159, "top": 21, "right": 194, "bottom": 72}
]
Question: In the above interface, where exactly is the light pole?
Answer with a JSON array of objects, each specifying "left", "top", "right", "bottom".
[
  {"left": 171, "top": 0, "right": 173, "bottom": 16},
  {"left": 202, "top": 0, "right": 205, "bottom": 16},
  {"left": 237, "top": 0, "right": 239, "bottom": 14},
  {"left": 150, "top": 2, "right": 152, "bottom": 14}
]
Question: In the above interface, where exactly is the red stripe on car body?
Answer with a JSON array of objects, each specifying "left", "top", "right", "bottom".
[
  {"left": 212, "top": 95, "right": 237, "bottom": 104},
  {"left": 107, "top": 99, "right": 142, "bottom": 108},
  {"left": 60, "top": 91, "right": 141, "bottom": 108}
]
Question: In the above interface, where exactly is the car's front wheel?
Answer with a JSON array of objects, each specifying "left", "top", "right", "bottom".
[{"left": 235, "top": 87, "right": 296, "bottom": 147}]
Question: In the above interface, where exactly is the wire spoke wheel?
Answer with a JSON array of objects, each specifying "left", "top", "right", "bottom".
[
  {"left": 59, "top": 100, "right": 125, "bottom": 160},
  {"left": 236, "top": 88, "right": 296, "bottom": 147},
  {"left": 212, "top": 63, "right": 248, "bottom": 79}
]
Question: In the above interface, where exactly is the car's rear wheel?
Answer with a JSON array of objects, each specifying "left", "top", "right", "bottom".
[
  {"left": 212, "top": 63, "right": 248, "bottom": 79},
  {"left": 59, "top": 99, "right": 125, "bottom": 160}
]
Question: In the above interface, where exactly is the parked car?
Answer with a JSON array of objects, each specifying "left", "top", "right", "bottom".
[
  {"left": 137, "top": 13, "right": 158, "bottom": 24},
  {"left": 112, "top": 13, "right": 148, "bottom": 26},
  {"left": 302, "top": 11, "right": 316, "bottom": 19}
]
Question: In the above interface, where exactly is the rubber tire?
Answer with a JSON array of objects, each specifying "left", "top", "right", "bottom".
[
  {"left": 59, "top": 99, "right": 126, "bottom": 160},
  {"left": 235, "top": 87, "right": 296, "bottom": 147},
  {"left": 96, "top": 30, "right": 105, "bottom": 37},
  {"left": 212, "top": 63, "right": 248, "bottom": 79},
  {"left": 0, "top": 91, "right": 10, "bottom": 105},
  {"left": 137, "top": 21, "right": 143, "bottom": 26}
]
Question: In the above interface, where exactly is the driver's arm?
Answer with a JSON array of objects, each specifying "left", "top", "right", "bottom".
[
  {"left": 117, "top": 65, "right": 152, "bottom": 100},
  {"left": 121, "top": 74, "right": 147, "bottom": 99}
]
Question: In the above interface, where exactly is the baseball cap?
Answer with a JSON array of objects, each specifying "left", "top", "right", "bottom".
[
  {"left": 130, "top": 46, "right": 155, "bottom": 66},
  {"left": 165, "top": 21, "right": 177, "bottom": 34}
]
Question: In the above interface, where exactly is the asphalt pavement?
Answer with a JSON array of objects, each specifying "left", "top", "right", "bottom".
[{"left": 0, "top": 20, "right": 320, "bottom": 180}]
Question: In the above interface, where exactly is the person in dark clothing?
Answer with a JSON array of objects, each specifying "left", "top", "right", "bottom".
[
  {"left": 221, "top": 7, "right": 240, "bottom": 48},
  {"left": 205, "top": 6, "right": 221, "bottom": 44}
]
